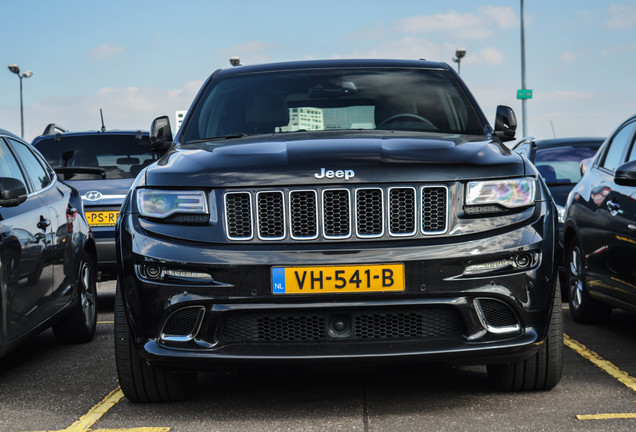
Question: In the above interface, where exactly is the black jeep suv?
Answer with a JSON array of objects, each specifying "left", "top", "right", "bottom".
[{"left": 115, "top": 59, "right": 561, "bottom": 402}]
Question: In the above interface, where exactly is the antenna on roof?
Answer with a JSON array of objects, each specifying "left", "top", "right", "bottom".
[
  {"left": 100, "top": 108, "right": 106, "bottom": 132},
  {"left": 550, "top": 120, "right": 556, "bottom": 138}
]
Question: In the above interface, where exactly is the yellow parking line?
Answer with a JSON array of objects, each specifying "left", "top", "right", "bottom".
[
  {"left": 97, "top": 321, "right": 114, "bottom": 324},
  {"left": 564, "top": 334, "right": 636, "bottom": 392},
  {"left": 63, "top": 388, "right": 124, "bottom": 431},
  {"left": 564, "top": 334, "right": 636, "bottom": 421},
  {"left": 29, "top": 387, "right": 170, "bottom": 432},
  {"left": 577, "top": 413, "right": 636, "bottom": 420}
]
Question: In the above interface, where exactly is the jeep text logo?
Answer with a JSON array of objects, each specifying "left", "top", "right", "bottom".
[{"left": 314, "top": 168, "right": 355, "bottom": 181}]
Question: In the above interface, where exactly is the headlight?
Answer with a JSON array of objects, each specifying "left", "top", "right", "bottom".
[
  {"left": 465, "top": 177, "right": 536, "bottom": 209},
  {"left": 137, "top": 189, "right": 208, "bottom": 219}
]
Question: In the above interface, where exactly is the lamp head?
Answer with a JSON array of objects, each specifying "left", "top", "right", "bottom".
[
  {"left": 23, "top": 71, "right": 33, "bottom": 78},
  {"left": 229, "top": 57, "right": 241, "bottom": 67},
  {"left": 455, "top": 49, "right": 466, "bottom": 60},
  {"left": 8, "top": 64, "right": 20, "bottom": 75}
]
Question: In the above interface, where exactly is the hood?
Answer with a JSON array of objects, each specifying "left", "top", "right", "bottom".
[
  {"left": 63, "top": 178, "right": 135, "bottom": 206},
  {"left": 145, "top": 132, "right": 526, "bottom": 187}
]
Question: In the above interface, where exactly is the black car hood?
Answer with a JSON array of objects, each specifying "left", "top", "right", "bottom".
[{"left": 145, "top": 133, "right": 526, "bottom": 187}]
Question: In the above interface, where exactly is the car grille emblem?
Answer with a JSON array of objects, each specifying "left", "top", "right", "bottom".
[
  {"left": 84, "top": 191, "right": 103, "bottom": 201},
  {"left": 314, "top": 168, "right": 355, "bottom": 181}
]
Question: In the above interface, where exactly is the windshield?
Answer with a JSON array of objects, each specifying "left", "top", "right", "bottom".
[
  {"left": 182, "top": 67, "right": 485, "bottom": 143},
  {"left": 35, "top": 134, "right": 158, "bottom": 180},
  {"left": 535, "top": 144, "right": 600, "bottom": 185}
]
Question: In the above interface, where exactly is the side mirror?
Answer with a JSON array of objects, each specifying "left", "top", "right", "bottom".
[
  {"left": 149, "top": 116, "right": 173, "bottom": 153},
  {"left": 0, "top": 177, "right": 28, "bottom": 207},
  {"left": 615, "top": 160, "right": 636, "bottom": 186},
  {"left": 494, "top": 105, "right": 517, "bottom": 142}
]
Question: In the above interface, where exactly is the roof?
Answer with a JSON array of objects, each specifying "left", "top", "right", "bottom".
[
  {"left": 0, "top": 128, "right": 23, "bottom": 141},
  {"left": 216, "top": 58, "right": 452, "bottom": 77},
  {"left": 32, "top": 129, "right": 149, "bottom": 145}
]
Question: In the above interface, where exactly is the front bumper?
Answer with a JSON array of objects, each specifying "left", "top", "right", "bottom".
[{"left": 117, "top": 201, "right": 556, "bottom": 371}]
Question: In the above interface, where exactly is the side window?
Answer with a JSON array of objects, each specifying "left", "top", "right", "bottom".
[
  {"left": 0, "top": 138, "right": 28, "bottom": 185},
  {"left": 601, "top": 122, "right": 636, "bottom": 171},
  {"left": 628, "top": 137, "right": 636, "bottom": 163},
  {"left": 7, "top": 138, "right": 52, "bottom": 192}
]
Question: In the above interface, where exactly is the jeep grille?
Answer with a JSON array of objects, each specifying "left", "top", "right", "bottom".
[{"left": 224, "top": 186, "right": 448, "bottom": 241}]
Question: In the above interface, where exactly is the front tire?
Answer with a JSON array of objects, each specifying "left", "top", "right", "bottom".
[
  {"left": 53, "top": 250, "right": 97, "bottom": 343},
  {"left": 487, "top": 288, "right": 563, "bottom": 391},
  {"left": 114, "top": 280, "right": 197, "bottom": 403},
  {"left": 566, "top": 238, "right": 611, "bottom": 324}
]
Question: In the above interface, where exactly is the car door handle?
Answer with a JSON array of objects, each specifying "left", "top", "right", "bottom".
[
  {"left": 606, "top": 200, "right": 620, "bottom": 216},
  {"left": 37, "top": 215, "right": 50, "bottom": 229}
]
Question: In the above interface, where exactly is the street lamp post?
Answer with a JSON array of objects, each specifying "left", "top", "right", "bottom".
[
  {"left": 8, "top": 64, "right": 33, "bottom": 139},
  {"left": 520, "top": 0, "right": 527, "bottom": 137},
  {"left": 453, "top": 49, "right": 466, "bottom": 75}
]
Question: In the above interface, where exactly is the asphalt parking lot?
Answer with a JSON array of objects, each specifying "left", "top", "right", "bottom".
[{"left": 1, "top": 281, "right": 635, "bottom": 432}]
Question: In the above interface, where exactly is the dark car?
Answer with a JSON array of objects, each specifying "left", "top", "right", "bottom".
[
  {"left": 0, "top": 128, "right": 97, "bottom": 358},
  {"left": 32, "top": 128, "right": 161, "bottom": 280},
  {"left": 562, "top": 115, "right": 636, "bottom": 323},
  {"left": 512, "top": 137, "right": 603, "bottom": 293},
  {"left": 115, "top": 59, "right": 562, "bottom": 402}
]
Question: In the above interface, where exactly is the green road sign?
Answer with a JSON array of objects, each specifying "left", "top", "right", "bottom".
[{"left": 517, "top": 89, "right": 533, "bottom": 99}]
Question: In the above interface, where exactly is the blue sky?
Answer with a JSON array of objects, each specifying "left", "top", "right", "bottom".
[{"left": 2, "top": 0, "right": 636, "bottom": 142}]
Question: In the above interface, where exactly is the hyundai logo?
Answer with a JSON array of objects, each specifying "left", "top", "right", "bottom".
[{"left": 84, "top": 191, "right": 103, "bottom": 201}]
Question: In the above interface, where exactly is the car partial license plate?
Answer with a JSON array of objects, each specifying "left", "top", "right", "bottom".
[
  {"left": 85, "top": 211, "right": 119, "bottom": 227},
  {"left": 271, "top": 264, "right": 404, "bottom": 294}
]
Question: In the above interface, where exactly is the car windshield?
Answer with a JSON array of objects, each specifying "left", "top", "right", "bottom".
[
  {"left": 181, "top": 67, "right": 485, "bottom": 144},
  {"left": 35, "top": 134, "right": 158, "bottom": 180},
  {"left": 535, "top": 144, "right": 600, "bottom": 185}
]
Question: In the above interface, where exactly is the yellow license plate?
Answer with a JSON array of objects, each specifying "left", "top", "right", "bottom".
[
  {"left": 85, "top": 211, "right": 119, "bottom": 227},
  {"left": 271, "top": 264, "right": 404, "bottom": 294}
]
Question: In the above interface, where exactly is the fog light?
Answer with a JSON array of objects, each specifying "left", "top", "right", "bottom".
[
  {"left": 514, "top": 254, "right": 531, "bottom": 269},
  {"left": 463, "top": 252, "right": 539, "bottom": 276},
  {"left": 163, "top": 269, "right": 212, "bottom": 281},
  {"left": 145, "top": 264, "right": 162, "bottom": 279},
  {"left": 464, "top": 259, "right": 514, "bottom": 275}
]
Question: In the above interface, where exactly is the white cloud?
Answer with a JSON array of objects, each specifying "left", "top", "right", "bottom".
[
  {"left": 90, "top": 44, "right": 125, "bottom": 60},
  {"left": 478, "top": 6, "right": 518, "bottom": 30},
  {"left": 396, "top": 7, "right": 517, "bottom": 40},
  {"left": 560, "top": 51, "right": 578, "bottom": 63},
  {"left": 605, "top": 3, "right": 636, "bottom": 29},
  {"left": 467, "top": 47, "right": 506, "bottom": 66},
  {"left": 20, "top": 81, "right": 202, "bottom": 142},
  {"left": 342, "top": 37, "right": 454, "bottom": 61}
]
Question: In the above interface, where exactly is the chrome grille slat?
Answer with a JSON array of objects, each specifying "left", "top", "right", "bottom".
[
  {"left": 356, "top": 188, "right": 384, "bottom": 238},
  {"left": 224, "top": 192, "right": 253, "bottom": 240},
  {"left": 224, "top": 185, "right": 448, "bottom": 241},
  {"left": 389, "top": 187, "right": 416, "bottom": 236},
  {"left": 289, "top": 190, "right": 318, "bottom": 239},
  {"left": 257, "top": 191, "right": 285, "bottom": 240},
  {"left": 323, "top": 189, "right": 351, "bottom": 239},
  {"left": 421, "top": 186, "right": 448, "bottom": 235}
]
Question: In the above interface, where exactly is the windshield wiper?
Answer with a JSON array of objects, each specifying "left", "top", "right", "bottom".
[
  {"left": 55, "top": 167, "right": 106, "bottom": 180},
  {"left": 186, "top": 134, "right": 247, "bottom": 144}
]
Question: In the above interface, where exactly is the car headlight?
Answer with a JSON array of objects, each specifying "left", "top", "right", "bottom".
[
  {"left": 465, "top": 177, "right": 536, "bottom": 213},
  {"left": 137, "top": 189, "right": 208, "bottom": 219}
]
